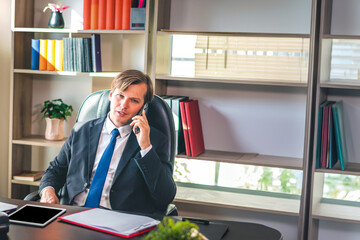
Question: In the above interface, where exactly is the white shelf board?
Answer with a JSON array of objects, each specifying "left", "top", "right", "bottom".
[
  {"left": 175, "top": 185, "right": 300, "bottom": 216},
  {"left": 321, "top": 80, "right": 360, "bottom": 90},
  {"left": 12, "top": 136, "right": 66, "bottom": 147},
  {"left": 312, "top": 202, "right": 360, "bottom": 223},
  {"left": 177, "top": 150, "right": 303, "bottom": 170},
  {"left": 156, "top": 75, "right": 308, "bottom": 88},
  {"left": 11, "top": 179, "right": 40, "bottom": 187},
  {"left": 14, "top": 69, "right": 119, "bottom": 78},
  {"left": 12, "top": 27, "right": 145, "bottom": 35}
]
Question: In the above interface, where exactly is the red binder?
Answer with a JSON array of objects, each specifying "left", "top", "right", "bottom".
[
  {"left": 180, "top": 100, "right": 191, "bottom": 156},
  {"left": 114, "top": 0, "right": 123, "bottom": 29},
  {"left": 98, "top": 0, "right": 107, "bottom": 29},
  {"left": 90, "top": 0, "right": 99, "bottom": 29},
  {"left": 184, "top": 100, "right": 205, "bottom": 157},
  {"left": 122, "top": 0, "right": 131, "bottom": 30},
  {"left": 106, "top": 0, "right": 115, "bottom": 29},
  {"left": 83, "top": 0, "right": 91, "bottom": 29}
]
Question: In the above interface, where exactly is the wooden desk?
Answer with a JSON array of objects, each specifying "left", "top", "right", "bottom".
[{"left": 1, "top": 198, "right": 282, "bottom": 240}]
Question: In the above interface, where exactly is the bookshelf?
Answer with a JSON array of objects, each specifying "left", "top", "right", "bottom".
[
  {"left": 308, "top": 0, "right": 360, "bottom": 239},
  {"left": 9, "top": 0, "right": 360, "bottom": 239},
  {"left": 8, "top": 0, "right": 152, "bottom": 199},
  {"left": 151, "top": 1, "right": 314, "bottom": 239}
]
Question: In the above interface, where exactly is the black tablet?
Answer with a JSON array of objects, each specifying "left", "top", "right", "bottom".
[{"left": 8, "top": 204, "right": 66, "bottom": 227}]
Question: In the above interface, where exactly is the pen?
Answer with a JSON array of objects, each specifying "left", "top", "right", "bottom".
[{"left": 182, "top": 217, "right": 210, "bottom": 225}]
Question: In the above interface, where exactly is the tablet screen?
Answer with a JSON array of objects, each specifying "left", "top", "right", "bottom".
[{"left": 9, "top": 204, "right": 66, "bottom": 227}]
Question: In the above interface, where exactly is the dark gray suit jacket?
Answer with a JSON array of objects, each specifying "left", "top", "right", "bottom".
[{"left": 39, "top": 117, "right": 177, "bottom": 215}]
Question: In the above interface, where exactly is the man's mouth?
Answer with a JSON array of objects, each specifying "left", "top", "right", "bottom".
[{"left": 116, "top": 110, "right": 126, "bottom": 116}]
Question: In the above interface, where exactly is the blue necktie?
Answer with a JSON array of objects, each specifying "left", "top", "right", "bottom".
[{"left": 84, "top": 128, "right": 120, "bottom": 208}]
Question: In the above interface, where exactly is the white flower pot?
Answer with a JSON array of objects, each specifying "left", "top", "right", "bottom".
[{"left": 45, "top": 118, "right": 64, "bottom": 140}]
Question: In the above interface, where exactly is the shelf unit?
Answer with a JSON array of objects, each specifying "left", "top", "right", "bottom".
[
  {"left": 10, "top": 0, "right": 360, "bottom": 239},
  {"left": 151, "top": 1, "right": 315, "bottom": 239},
  {"left": 8, "top": 0, "right": 153, "bottom": 199},
  {"left": 308, "top": 0, "right": 360, "bottom": 239}
]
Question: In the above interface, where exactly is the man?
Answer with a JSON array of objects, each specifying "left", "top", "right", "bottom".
[{"left": 39, "top": 70, "right": 177, "bottom": 215}]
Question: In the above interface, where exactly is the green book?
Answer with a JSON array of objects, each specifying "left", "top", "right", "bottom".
[{"left": 332, "top": 101, "right": 348, "bottom": 170}]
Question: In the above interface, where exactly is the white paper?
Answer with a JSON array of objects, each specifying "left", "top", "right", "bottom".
[
  {"left": 60, "top": 208, "right": 160, "bottom": 236},
  {"left": 0, "top": 202, "right": 18, "bottom": 212}
]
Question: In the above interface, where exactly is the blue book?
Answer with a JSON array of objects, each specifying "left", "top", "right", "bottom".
[
  {"left": 332, "top": 101, "right": 348, "bottom": 170},
  {"left": 91, "top": 34, "right": 102, "bottom": 72},
  {"left": 30, "top": 39, "right": 40, "bottom": 70}
]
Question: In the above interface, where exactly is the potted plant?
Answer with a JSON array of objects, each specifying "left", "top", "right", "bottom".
[
  {"left": 43, "top": 1, "right": 70, "bottom": 28},
  {"left": 41, "top": 98, "right": 73, "bottom": 140},
  {"left": 143, "top": 218, "right": 208, "bottom": 240}
]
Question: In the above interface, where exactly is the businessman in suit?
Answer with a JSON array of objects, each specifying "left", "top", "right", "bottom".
[{"left": 39, "top": 70, "right": 176, "bottom": 215}]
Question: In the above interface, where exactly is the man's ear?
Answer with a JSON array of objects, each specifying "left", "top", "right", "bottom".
[{"left": 109, "top": 90, "right": 113, "bottom": 100}]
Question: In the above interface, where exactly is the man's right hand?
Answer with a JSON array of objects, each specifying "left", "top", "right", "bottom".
[{"left": 40, "top": 187, "right": 60, "bottom": 204}]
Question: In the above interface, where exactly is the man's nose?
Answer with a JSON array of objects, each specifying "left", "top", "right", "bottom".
[{"left": 121, "top": 98, "right": 130, "bottom": 108}]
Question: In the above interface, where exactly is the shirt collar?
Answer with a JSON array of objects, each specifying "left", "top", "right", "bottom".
[{"left": 105, "top": 114, "right": 132, "bottom": 138}]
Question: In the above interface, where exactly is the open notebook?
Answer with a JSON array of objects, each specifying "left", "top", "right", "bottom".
[{"left": 58, "top": 208, "right": 159, "bottom": 238}]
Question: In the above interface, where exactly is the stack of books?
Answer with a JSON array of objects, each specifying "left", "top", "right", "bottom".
[
  {"left": 316, "top": 100, "right": 347, "bottom": 170},
  {"left": 13, "top": 171, "right": 44, "bottom": 182},
  {"left": 31, "top": 39, "right": 63, "bottom": 71},
  {"left": 83, "top": 0, "right": 146, "bottom": 30},
  {"left": 31, "top": 34, "right": 102, "bottom": 73},
  {"left": 162, "top": 95, "right": 205, "bottom": 157}
]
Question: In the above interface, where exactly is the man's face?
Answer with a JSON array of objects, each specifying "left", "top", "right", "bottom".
[{"left": 109, "top": 83, "right": 147, "bottom": 127}]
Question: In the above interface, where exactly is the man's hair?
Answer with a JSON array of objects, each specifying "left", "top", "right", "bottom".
[{"left": 111, "top": 70, "right": 154, "bottom": 104}]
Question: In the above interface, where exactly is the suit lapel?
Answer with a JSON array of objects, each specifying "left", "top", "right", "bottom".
[
  {"left": 113, "top": 132, "right": 139, "bottom": 181},
  {"left": 87, "top": 118, "right": 106, "bottom": 180}
]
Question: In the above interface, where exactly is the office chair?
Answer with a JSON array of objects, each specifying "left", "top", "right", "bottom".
[{"left": 24, "top": 90, "right": 178, "bottom": 216}]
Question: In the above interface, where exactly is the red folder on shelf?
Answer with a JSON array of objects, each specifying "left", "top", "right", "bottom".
[
  {"left": 122, "top": 0, "right": 131, "bottom": 30},
  {"left": 106, "top": 0, "right": 115, "bottom": 29},
  {"left": 90, "top": 0, "right": 99, "bottom": 29},
  {"left": 184, "top": 100, "right": 205, "bottom": 157},
  {"left": 114, "top": 0, "right": 123, "bottom": 29},
  {"left": 58, "top": 208, "right": 159, "bottom": 238},
  {"left": 180, "top": 100, "right": 191, "bottom": 156},
  {"left": 98, "top": 0, "right": 107, "bottom": 29},
  {"left": 83, "top": 0, "right": 91, "bottom": 29}
]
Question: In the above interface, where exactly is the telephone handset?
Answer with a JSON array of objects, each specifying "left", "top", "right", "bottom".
[{"left": 134, "top": 103, "right": 148, "bottom": 134}]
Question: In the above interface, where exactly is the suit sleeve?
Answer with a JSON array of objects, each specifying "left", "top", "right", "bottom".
[
  {"left": 134, "top": 132, "right": 177, "bottom": 208},
  {"left": 39, "top": 129, "right": 73, "bottom": 195}
]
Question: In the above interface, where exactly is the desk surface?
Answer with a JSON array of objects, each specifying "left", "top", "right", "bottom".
[{"left": 1, "top": 198, "right": 282, "bottom": 240}]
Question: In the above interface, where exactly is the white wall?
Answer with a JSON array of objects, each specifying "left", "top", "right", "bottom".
[
  {"left": 170, "top": 0, "right": 312, "bottom": 34},
  {"left": 0, "top": 0, "right": 11, "bottom": 197}
]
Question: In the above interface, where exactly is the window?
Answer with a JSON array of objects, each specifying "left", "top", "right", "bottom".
[
  {"left": 330, "top": 39, "right": 360, "bottom": 80},
  {"left": 171, "top": 34, "right": 310, "bottom": 82},
  {"left": 323, "top": 173, "right": 360, "bottom": 202},
  {"left": 174, "top": 158, "right": 302, "bottom": 197}
]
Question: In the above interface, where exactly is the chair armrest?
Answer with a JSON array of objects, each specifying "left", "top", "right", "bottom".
[{"left": 24, "top": 191, "right": 40, "bottom": 201}]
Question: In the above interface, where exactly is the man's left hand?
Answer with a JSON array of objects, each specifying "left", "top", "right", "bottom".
[{"left": 131, "top": 110, "right": 151, "bottom": 150}]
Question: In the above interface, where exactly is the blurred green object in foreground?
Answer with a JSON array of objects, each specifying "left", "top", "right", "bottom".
[{"left": 143, "top": 217, "right": 208, "bottom": 240}]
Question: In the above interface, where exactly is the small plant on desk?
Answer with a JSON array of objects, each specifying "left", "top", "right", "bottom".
[{"left": 143, "top": 217, "right": 208, "bottom": 240}]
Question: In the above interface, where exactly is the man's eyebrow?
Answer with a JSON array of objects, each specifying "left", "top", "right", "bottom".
[{"left": 130, "top": 97, "right": 141, "bottom": 101}]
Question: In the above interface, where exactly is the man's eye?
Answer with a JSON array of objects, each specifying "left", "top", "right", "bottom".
[{"left": 132, "top": 99, "right": 139, "bottom": 103}]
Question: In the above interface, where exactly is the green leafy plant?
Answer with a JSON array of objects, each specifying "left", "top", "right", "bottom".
[
  {"left": 41, "top": 99, "right": 73, "bottom": 120},
  {"left": 143, "top": 218, "right": 207, "bottom": 240}
]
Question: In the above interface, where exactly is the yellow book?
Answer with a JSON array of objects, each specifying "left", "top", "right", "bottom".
[
  {"left": 39, "top": 39, "right": 48, "bottom": 71},
  {"left": 55, "top": 40, "right": 63, "bottom": 71},
  {"left": 47, "top": 39, "right": 56, "bottom": 71}
]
